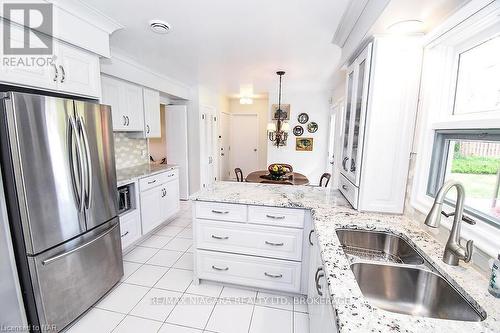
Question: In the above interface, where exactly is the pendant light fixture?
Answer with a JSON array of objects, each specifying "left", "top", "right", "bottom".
[{"left": 267, "top": 71, "right": 289, "bottom": 147}]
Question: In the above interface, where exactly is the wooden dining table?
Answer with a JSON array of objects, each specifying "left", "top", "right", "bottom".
[{"left": 245, "top": 170, "right": 310, "bottom": 185}]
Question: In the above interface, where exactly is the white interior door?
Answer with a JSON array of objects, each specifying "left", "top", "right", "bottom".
[
  {"left": 328, "top": 101, "right": 344, "bottom": 189},
  {"left": 200, "top": 106, "right": 218, "bottom": 188},
  {"left": 166, "top": 105, "right": 189, "bottom": 199},
  {"left": 230, "top": 114, "right": 259, "bottom": 179},
  {"left": 219, "top": 112, "right": 231, "bottom": 180}
]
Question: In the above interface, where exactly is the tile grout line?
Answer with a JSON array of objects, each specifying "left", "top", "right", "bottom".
[{"left": 110, "top": 213, "right": 193, "bottom": 332}]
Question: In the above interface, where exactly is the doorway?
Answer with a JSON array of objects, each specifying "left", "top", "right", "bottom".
[
  {"left": 219, "top": 111, "right": 231, "bottom": 180},
  {"left": 200, "top": 105, "right": 218, "bottom": 188},
  {"left": 230, "top": 113, "right": 259, "bottom": 179}
]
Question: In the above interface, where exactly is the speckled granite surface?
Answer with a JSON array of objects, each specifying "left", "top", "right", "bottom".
[
  {"left": 116, "top": 163, "right": 178, "bottom": 185},
  {"left": 191, "top": 182, "right": 500, "bottom": 333}
]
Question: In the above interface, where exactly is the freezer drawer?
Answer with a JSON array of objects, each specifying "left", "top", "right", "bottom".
[{"left": 29, "top": 219, "right": 123, "bottom": 332}]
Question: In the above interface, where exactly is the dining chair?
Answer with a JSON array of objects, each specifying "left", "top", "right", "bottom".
[
  {"left": 319, "top": 173, "right": 331, "bottom": 187},
  {"left": 235, "top": 168, "right": 244, "bottom": 182}
]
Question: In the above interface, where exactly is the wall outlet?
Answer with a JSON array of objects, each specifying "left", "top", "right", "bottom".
[{"left": 141, "top": 149, "right": 147, "bottom": 158}]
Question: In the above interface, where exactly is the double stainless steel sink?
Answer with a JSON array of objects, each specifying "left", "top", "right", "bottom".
[{"left": 336, "top": 229, "right": 486, "bottom": 322}]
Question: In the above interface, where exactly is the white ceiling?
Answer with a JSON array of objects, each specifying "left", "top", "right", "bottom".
[{"left": 81, "top": 0, "right": 350, "bottom": 95}]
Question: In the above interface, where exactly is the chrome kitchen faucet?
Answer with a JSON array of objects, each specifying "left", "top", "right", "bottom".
[{"left": 424, "top": 180, "right": 476, "bottom": 266}]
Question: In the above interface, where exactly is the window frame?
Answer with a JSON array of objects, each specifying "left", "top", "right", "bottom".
[
  {"left": 410, "top": 0, "right": 500, "bottom": 259},
  {"left": 427, "top": 129, "right": 500, "bottom": 228}
]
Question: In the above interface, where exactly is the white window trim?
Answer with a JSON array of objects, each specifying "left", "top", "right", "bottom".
[{"left": 411, "top": 0, "right": 500, "bottom": 258}]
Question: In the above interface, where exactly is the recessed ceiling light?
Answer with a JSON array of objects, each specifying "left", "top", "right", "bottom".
[
  {"left": 387, "top": 20, "right": 424, "bottom": 34},
  {"left": 149, "top": 19, "right": 171, "bottom": 34}
]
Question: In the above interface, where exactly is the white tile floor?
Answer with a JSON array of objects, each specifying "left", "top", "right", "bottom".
[{"left": 66, "top": 201, "right": 310, "bottom": 333}]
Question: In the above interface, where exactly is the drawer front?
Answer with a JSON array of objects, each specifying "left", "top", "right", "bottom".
[
  {"left": 30, "top": 220, "right": 123, "bottom": 331},
  {"left": 196, "top": 250, "right": 302, "bottom": 293},
  {"left": 139, "top": 169, "right": 179, "bottom": 192},
  {"left": 248, "top": 206, "right": 305, "bottom": 228},
  {"left": 120, "top": 211, "right": 141, "bottom": 250},
  {"left": 195, "top": 201, "right": 247, "bottom": 222},
  {"left": 196, "top": 219, "right": 303, "bottom": 261},
  {"left": 339, "top": 174, "right": 358, "bottom": 209}
]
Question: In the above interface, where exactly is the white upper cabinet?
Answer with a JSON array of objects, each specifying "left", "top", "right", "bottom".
[
  {"left": 142, "top": 88, "right": 161, "bottom": 138},
  {"left": 340, "top": 44, "right": 372, "bottom": 187},
  {"left": 0, "top": 22, "right": 101, "bottom": 98},
  {"left": 101, "top": 75, "right": 144, "bottom": 132},
  {"left": 338, "top": 38, "right": 422, "bottom": 214},
  {"left": 56, "top": 43, "right": 101, "bottom": 98}
]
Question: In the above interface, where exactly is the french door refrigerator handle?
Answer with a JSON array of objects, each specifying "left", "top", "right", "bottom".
[
  {"left": 68, "top": 116, "right": 85, "bottom": 213},
  {"left": 41, "top": 222, "right": 118, "bottom": 266},
  {"left": 78, "top": 116, "right": 93, "bottom": 209}
]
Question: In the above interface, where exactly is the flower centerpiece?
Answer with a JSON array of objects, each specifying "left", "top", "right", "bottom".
[{"left": 268, "top": 164, "right": 291, "bottom": 180}]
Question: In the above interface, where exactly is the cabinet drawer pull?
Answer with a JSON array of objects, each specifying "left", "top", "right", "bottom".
[
  {"left": 211, "top": 210, "right": 229, "bottom": 214},
  {"left": 211, "top": 235, "right": 229, "bottom": 240},
  {"left": 121, "top": 231, "right": 129, "bottom": 238},
  {"left": 168, "top": 174, "right": 175, "bottom": 177},
  {"left": 148, "top": 179, "right": 157, "bottom": 184},
  {"left": 342, "top": 185, "right": 348, "bottom": 191},
  {"left": 308, "top": 229, "right": 314, "bottom": 246},
  {"left": 123, "top": 115, "right": 127, "bottom": 126},
  {"left": 265, "top": 241, "right": 284, "bottom": 246},
  {"left": 52, "top": 63, "right": 59, "bottom": 82},
  {"left": 59, "top": 65, "right": 66, "bottom": 83},
  {"left": 265, "top": 214, "right": 285, "bottom": 220},
  {"left": 264, "top": 272, "right": 283, "bottom": 279},
  {"left": 212, "top": 265, "right": 229, "bottom": 271}
]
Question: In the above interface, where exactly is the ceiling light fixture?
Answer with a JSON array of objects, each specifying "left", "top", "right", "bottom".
[
  {"left": 239, "top": 97, "right": 253, "bottom": 105},
  {"left": 149, "top": 19, "right": 172, "bottom": 34},
  {"left": 387, "top": 20, "right": 424, "bottom": 34},
  {"left": 267, "top": 71, "right": 289, "bottom": 147}
]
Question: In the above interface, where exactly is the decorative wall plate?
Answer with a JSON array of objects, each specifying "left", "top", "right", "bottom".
[
  {"left": 293, "top": 125, "right": 304, "bottom": 136},
  {"left": 307, "top": 122, "right": 318, "bottom": 133},
  {"left": 297, "top": 113, "right": 309, "bottom": 124}
]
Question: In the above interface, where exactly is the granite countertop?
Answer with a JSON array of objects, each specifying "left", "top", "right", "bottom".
[
  {"left": 191, "top": 182, "right": 500, "bottom": 333},
  {"left": 116, "top": 163, "right": 179, "bottom": 185}
]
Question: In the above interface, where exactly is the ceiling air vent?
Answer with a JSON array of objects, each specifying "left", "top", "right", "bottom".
[{"left": 149, "top": 20, "right": 171, "bottom": 34}]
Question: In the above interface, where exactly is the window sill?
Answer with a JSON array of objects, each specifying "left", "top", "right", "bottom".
[{"left": 410, "top": 194, "right": 500, "bottom": 259}]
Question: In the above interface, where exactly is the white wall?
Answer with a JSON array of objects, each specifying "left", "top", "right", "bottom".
[{"left": 266, "top": 89, "right": 331, "bottom": 186}]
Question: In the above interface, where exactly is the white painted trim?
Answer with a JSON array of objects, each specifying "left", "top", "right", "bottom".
[
  {"left": 332, "top": 0, "right": 371, "bottom": 47},
  {"left": 100, "top": 50, "right": 191, "bottom": 100},
  {"left": 49, "top": 0, "right": 124, "bottom": 34}
]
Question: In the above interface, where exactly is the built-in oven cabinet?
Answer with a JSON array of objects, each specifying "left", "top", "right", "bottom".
[
  {"left": 139, "top": 169, "right": 180, "bottom": 234},
  {"left": 338, "top": 37, "right": 422, "bottom": 214},
  {"left": 0, "top": 22, "right": 100, "bottom": 98}
]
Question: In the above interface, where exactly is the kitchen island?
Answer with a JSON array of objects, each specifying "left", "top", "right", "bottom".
[{"left": 191, "top": 182, "right": 499, "bottom": 333}]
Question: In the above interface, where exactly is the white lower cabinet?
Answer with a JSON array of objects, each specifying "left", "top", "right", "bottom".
[
  {"left": 193, "top": 202, "right": 308, "bottom": 294},
  {"left": 119, "top": 211, "right": 141, "bottom": 250},
  {"left": 196, "top": 250, "right": 302, "bottom": 293},
  {"left": 140, "top": 169, "right": 180, "bottom": 234},
  {"left": 307, "top": 230, "right": 337, "bottom": 333}
]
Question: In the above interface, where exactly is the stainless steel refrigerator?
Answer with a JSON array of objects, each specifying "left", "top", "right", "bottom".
[{"left": 0, "top": 91, "right": 123, "bottom": 332}]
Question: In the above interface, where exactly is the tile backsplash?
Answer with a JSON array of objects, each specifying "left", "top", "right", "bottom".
[{"left": 113, "top": 132, "right": 148, "bottom": 169}]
